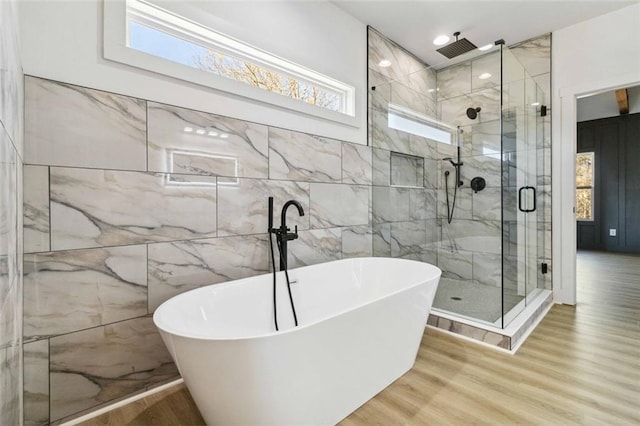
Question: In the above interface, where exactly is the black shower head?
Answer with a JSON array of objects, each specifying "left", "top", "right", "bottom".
[
  {"left": 466, "top": 107, "right": 481, "bottom": 120},
  {"left": 436, "top": 31, "right": 478, "bottom": 59}
]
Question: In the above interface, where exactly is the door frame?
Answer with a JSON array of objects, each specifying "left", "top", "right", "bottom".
[{"left": 552, "top": 71, "right": 640, "bottom": 304}]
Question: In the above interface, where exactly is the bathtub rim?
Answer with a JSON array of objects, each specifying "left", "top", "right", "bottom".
[{"left": 153, "top": 257, "right": 441, "bottom": 342}]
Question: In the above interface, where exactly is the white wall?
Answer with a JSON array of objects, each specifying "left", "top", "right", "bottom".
[
  {"left": 552, "top": 2, "right": 640, "bottom": 304},
  {"left": 18, "top": 0, "right": 367, "bottom": 144}
]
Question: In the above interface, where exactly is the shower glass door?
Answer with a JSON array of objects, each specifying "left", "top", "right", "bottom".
[{"left": 500, "top": 45, "right": 544, "bottom": 327}]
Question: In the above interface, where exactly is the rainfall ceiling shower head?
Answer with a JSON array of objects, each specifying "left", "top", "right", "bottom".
[
  {"left": 466, "top": 107, "right": 481, "bottom": 120},
  {"left": 436, "top": 31, "right": 478, "bottom": 59}
]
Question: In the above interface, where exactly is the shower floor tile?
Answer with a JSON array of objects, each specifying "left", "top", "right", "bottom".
[{"left": 433, "top": 278, "right": 515, "bottom": 323}]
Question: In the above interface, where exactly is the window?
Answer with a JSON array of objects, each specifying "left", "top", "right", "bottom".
[
  {"left": 576, "top": 152, "right": 594, "bottom": 221},
  {"left": 104, "top": 0, "right": 356, "bottom": 124},
  {"left": 387, "top": 103, "right": 454, "bottom": 145}
]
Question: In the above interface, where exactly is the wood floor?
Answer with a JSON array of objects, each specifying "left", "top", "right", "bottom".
[{"left": 80, "top": 251, "right": 640, "bottom": 425}]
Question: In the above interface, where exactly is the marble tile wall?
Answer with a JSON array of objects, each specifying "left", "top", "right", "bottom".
[
  {"left": 368, "top": 27, "right": 442, "bottom": 269},
  {"left": 22, "top": 75, "right": 376, "bottom": 424},
  {"left": 0, "top": 0, "right": 24, "bottom": 424}
]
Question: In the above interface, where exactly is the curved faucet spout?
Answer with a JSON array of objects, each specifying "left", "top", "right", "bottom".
[
  {"left": 281, "top": 200, "right": 305, "bottom": 230},
  {"left": 277, "top": 200, "right": 305, "bottom": 271}
]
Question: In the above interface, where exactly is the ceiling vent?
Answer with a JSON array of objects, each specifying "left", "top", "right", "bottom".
[{"left": 436, "top": 32, "right": 478, "bottom": 59}]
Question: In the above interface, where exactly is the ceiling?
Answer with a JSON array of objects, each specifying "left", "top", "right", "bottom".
[
  {"left": 331, "top": 1, "right": 639, "bottom": 66},
  {"left": 578, "top": 85, "right": 640, "bottom": 122}
]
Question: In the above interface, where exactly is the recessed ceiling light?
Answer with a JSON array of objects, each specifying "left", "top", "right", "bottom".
[
  {"left": 183, "top": 127, "right": 193, "bottom": 133},
  {"left": 478, "top": 44, "right": 493, "bottom": 51},
  {"left": 378, "top": 59, "right": 392, "bottom": 68},
  {"left": 531, "top": 102, "right": 541, "bottom": 106},
  {"left": 433, "top": 35, "right": 450, "bottom": 46},
  {"left": 196, "top": 129, "right": 206, "bottom": 135},
  {"left": 428, "top": 89, "right": 435, "bottom": 93},
  {"left": 479, "top": 73, "right": 492, "bottom": 80}
]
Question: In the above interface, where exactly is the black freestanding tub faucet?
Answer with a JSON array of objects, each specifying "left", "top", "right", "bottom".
[{"left": 267, "top": 198, "right": 305, "bottom": 271}]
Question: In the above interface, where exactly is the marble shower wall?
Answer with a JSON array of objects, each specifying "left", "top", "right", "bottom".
[
  {"left": 0, "top": 0, "right": 24, "bottom": 425},
  {"left": 434, "top": 34, "right": 552, "bottom": 299},
  {"left": 368, "top": 27, "right": 441, "bottom": 266},
  {"left": 368, "top": 28, "right": 552, "bottom": 324},
  {"left": 22, "top": 76, "right": 374, "bottom": 424}
]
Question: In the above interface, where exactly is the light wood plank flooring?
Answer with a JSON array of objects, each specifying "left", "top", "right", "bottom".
[{"left": 81, "top": 251, "right": 640, "bottom": 425}]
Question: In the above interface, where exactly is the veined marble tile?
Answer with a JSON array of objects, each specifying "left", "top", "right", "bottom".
[
  {"left": 372, "top": 186, "right": 410, "bottom": 223},
  {"left": 472, "top": 187, "right": 501, "bottom": 221},
  {"left": 510, "top": 34, "right": 551, "bottom": 78},
  {"left": 408, "top": 66, "right": 437, "bottom": 101},
  {"left": 537, "top": 184, "right": 552, "bottom": 224},
  {"left": 372, "top": 223, "right": 391, "bottom": 257},
  {"left": 369, "top": 70, "right": 392, "bottom": 114},
  {"left": 0, "top": 343, "right": 21, "bottom": 426},
  {"left": 473, "top": 252, "right": 502, "bottom": 287},
  {"left": 147, "top": 102, "right": 268, "bottom": 178},
  {"left": 461, "top": 153, "right": 502, "bottom": 188},
  {"left": 268, "top": 128, "right": 341, "bottom": 183},
  {"left": 24, "top": 245, "right": 147, "bottom": 339},
  {"left": 437, "top": 248, "right": 473, "bottom": 280},
  {"left": 0, "top": 282, "right": 19, "bottom": 348},
  {"left": 24, "top": 339, "right": 49, "bottom": 426},
  {"left": 471, "top": 51, "right": 500, "bottom": 92},
  {"left": 372, "top": 148, "right": 391, "bottom": 186},
  {"left": 24, "top": 165, "right": 50, "bottom": 253},
  {"left": 427, "top": 315, "right": 510, "bottom": 349},
  {"left": 370, "top": 109, "right": 412, "bottom": 155},
  {"left": 390, "top": 80, "right": 436, "bottom": 117},
  {"left": 390, "top": 220, "right": 426, "bottom": 259},
  {"left": 342, "top": 143, "right": 372, "bottom": 185},
  {"left": 288, "top": 228, "right": 341, "bottom": 269},
  {"left": 310, "top": 183, "right": 369, "bottom": 229},
  {"left": 410, "top": 188, "right": 437, "bottom": 221},
  {"left": 148, "top": 235, "right": 269, "bottom": 311},
  {"left": 217, "top": 178, "right": 309, "bottom": 237},
  {"left": 0, "top": 128, "right": 17, "bottom": 259},
  {"left": 368, "top": 28, "right": 426, "bottom": 85},
  {"left": 49, "top": 316, "right": 178, "bottom": 422},
  {"left": 436, "top": 63, "right": 471, "bottom": 100},
  {"left": 443, "top": 219, "right": 501, "bottom": 254},
  {"left": 438, "top": 87, "right": 501, "bottom": 127},
  {"left": 342, "top": 225, "right": 373, "bottom": 259},
  {"left": 468, "top": 119, "right": 501, "bottom": 157},
  {"left": 437, "top": 188, "right": 472, "bottom": 221},
  {"left": 408, "top": 134, "right": 440, "bottom": 159},
  {"left": 25, "top": 77, "right": 147, "bottom": 171},
  {"left": 536, "top": 148, "right": 551, "bottom": 186},
  {"left": 50, "top": 167, "right": 217, "bottom": 250},
  {"left": 424, "top": 158, "right": 438, "bottom": 189}
]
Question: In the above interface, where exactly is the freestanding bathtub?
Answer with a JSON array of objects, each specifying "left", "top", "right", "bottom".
[{"left": 153, "top": 257, "right": 441, "bottom": 425}]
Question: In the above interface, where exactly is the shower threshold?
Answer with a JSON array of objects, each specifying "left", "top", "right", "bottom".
[{"left": 428, "top": 289, "right": 553, "bottom": 353}]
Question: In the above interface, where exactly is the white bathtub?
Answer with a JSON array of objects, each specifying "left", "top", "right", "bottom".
[{"left": 153, "top": 257, "right": 441, "bottom": 425}]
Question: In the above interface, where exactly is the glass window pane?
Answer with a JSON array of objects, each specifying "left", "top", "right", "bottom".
[
  {"left": 576, "top": 188, "right": 593, "bottom": 220},
  {"left": 576, "top": 152, "right": 594, "bottom": 187}
]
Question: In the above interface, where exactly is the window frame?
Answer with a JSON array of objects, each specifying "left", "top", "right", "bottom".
[
  {"left": 576, "top": 151, "right": 595, "bottom": 222},
  {"left": 103, "top": 0, "right": 357, "bottom": 127}
]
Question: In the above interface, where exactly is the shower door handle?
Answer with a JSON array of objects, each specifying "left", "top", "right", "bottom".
[{"left": 518, "top": 186, "right": 536, "bottom": 213}]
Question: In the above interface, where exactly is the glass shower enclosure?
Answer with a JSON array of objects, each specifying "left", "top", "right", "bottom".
[{"left": 369, "top": 35, "right": 551, "bottom": 329}]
